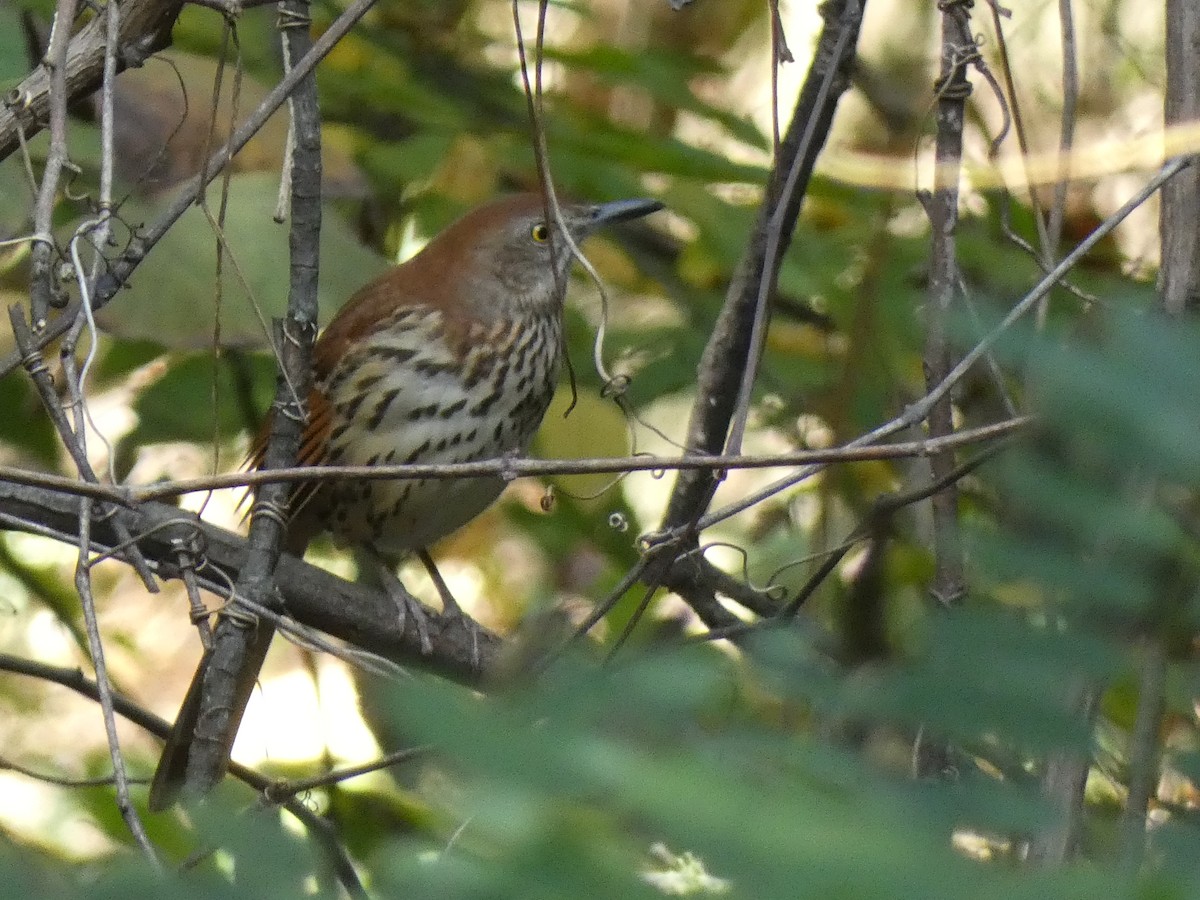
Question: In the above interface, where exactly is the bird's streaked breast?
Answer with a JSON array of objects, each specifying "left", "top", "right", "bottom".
[{"left": 311, "top": 307, "right": 562, "bottom": 554}]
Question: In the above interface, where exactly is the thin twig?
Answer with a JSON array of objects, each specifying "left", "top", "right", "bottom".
[
  {"left": 697, "top": 439, "right": 1011, "bottom": 644},
  {"left": 75, "top": 498, "right": 160, "bottom": 864},
  {"left": 1044, "top": 0, "right": 1078, "bottom": 296},
  {"left": 143, "top": 419, "right": 1029, "bottom": 499},
  {"left": 7, "top": 309, "right": 157, "bottom": 588},
  {"left": 986, "top": 3, "right": 1054, "bottom": 266},
  {"left": 724, "top": 9, "right": 854, "bottom": 459},
  {"left": 196, "top": 20, "right": 244, "bottom": 524},
  {"left": 0, "top": 0, "right": 379, "bottom": 380},
  {"left": 0, "top": 417, "right": 1030, "bottom": 506},
  {"left": 0, "top": 652, "right": 366, "bottom": 899},
  {"left": 60, "top": 0, "right": 160, "bottom": 862},
  {"left": 767, "top": 0, "right": 795, "bottom": 156},
  {"left": 686, "top": 158, "right": 1190, "bottom": 536},
  {"left": 561, "top": 552, "right": 655, "bottom": 651},
  {"left": 59, "top": 341, "right": 160, "bottom": 863},
  {"left": 262, "top": 745, "right": 431, "bottom": 802},
  {"left": 0, "top": 755, "right": 149, "bottom": 788},
  {"left": 27, "top": 0, "right": 77, "bottom": 329}
]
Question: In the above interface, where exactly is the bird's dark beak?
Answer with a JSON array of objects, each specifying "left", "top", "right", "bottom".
[{"left": 589, "top": 197, "right": 664, "bottom": 230}]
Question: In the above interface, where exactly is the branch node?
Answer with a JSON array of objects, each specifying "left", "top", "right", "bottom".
[
  {"left": 4, "top": 87, "right": 31, "bottom": 110},
  {"left": 248, "top": 496, "right": 291, "bottom": 529}
]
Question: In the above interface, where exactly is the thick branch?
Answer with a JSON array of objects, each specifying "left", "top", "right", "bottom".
[
  {"left": 0, "top": 479, "right": 496, "bottom": 681},
  {"left": 0, "top": 0, "right": 183, "bottom": 163},
  {"left": 659, "top": 0, "right": 867, "bottom": 535},
  {"left": 0, "top": 0, "right": 379, "bottom": 380}
]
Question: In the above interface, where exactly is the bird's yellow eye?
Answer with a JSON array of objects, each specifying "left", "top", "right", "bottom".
[{"left": 531, "top": 223, "right": 549, "bottom": 243}]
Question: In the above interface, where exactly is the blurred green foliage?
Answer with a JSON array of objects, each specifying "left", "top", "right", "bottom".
[{"left": 0, "top": 0, "right": 1197, "bottom": 897}]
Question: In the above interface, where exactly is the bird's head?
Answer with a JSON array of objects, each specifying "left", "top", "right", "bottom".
[{"left": 419, "top": 193, "right": 663, "bottom": 318}]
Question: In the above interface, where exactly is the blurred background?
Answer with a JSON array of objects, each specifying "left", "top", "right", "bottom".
[{"left": 0, "top": 0, "right": 1194, "bottom": 895}]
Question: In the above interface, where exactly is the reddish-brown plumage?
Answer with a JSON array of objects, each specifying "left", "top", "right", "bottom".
[
  {"left": 312, "top": 195, "right": 559, "bottom": 376},
  {"left": 150, "top": 193, "right": 662, "bottom": 810}
]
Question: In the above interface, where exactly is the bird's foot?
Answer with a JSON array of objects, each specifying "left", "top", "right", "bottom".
[
  {"left": 418, "top": 548, "right": 482, "bottom": 672},
  {"left": 376, "top": 562, "right": 434, "bottom": 655}
]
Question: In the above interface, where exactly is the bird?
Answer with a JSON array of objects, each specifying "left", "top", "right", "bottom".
[{"left": 149, "top": 192, "right": 664, "bottom": 809}]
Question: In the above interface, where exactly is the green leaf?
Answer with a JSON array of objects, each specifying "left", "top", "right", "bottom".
[
  {"left": 96, "top": 173, "right": 387, "bottom": 349},
  {"left": 126, "top": 352, "right": 275, "bottom": 447},
  {"left": 546, "top": 45, "right": 766, "bottom": 149}
]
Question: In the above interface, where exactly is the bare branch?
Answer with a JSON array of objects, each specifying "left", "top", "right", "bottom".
[
  {"left": 1045, "top": 0, "right": 1078, "bottom": 272},
  {"left": 0, "top": 480, "right": 496, "bottom": 681},
  {"left": 0, "top": 418, "right": 1030, "bottom": 511},
  {"left": 647, "top": 0, "right": 867, "bottom": 630},
  {"left": 27, "top": 0, "right": 77, "bottom": 329},
  {"left": 700, "top": 438, "right": 1013, "bottom": 644},
  {"left": 0, "top": 755, "right": 147, "bottom": 787},
  {"left": 169, "top": 0, "right": 326, "bottom": 806},
  {"left": 0, "top": 652, "right": 367, "bottom": 899},
  {"left": 262, "top": 745, "right": 431, "bottom": 802},
  {"left": 659, "top": 0, "right": 867, "bottom": 536},
  {"left": 685, "top": 158, "right": 1190, "bottom": 537},
  {"left": 0, "top": 0, "right": 184, "bottom": 164},
  {"left": 0, "top": 0, "right": 379, "bottom": 380},
  {"left": 919, "top": 0, "right": 976, "bottom": 606},
  {"left": 7, "top": 307, "right": 158, "bottom": 592},
  {"left": 1118, "top": 639, "right": 1166, "bottom": 869},
  {"left": 1162, "top": 0, "right": 1200, "bottom": 315},
  {"left": 135, "top": 419, "right": 1027, "bottom": 501}
]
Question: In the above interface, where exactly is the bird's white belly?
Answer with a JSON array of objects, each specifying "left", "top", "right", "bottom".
[{"left": 314, "top": 310, "right": 560, "bottom": 556}]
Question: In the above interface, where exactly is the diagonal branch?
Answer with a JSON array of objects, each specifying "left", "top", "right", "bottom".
[
  {"left": 0, "top": 479, "right": 496, "bottom": 681},
  {"left": 647, "top": 0, "right": 868, "bottom": 625},
  {"left": 659, "top": 0, "right": 867, "bottom": 534},
  {"left": 0, "top": 652, "right": 367, "bottom": 899},
  {"left": 8, "top": 308, "right": 158, "bottom": 590},
  {"left": 0, "top": 0, "right": 378, "bottom": 378},
  {"left": 0, "top": 0, "right": 184, "bottom": 164},
  {"left": 684, "top": 157, "right": 1189, "bottom": 538}
]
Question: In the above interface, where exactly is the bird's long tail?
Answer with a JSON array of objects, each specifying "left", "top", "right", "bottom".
[
  {"left": 148, "top": 618, "right": 276, "bottom": 811},
  {"left": 152, "top": 404, "right": 320, "bottom": 811}
]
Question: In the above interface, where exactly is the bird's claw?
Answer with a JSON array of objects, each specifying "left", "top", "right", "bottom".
[
  {"left": 377, "top": 563, "right": 434, "bottom": 655},
  {"left": 418, "top": 548, "right": 483, "bottom": 673}
]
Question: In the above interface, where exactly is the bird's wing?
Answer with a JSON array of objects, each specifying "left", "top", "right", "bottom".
[{"left": 240, "top": 387, "right": 332, "bottom": 553}]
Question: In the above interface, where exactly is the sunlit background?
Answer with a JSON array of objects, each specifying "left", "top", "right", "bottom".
[{"left": 0, "top": 0, "right": 1183, "bottom": 875}]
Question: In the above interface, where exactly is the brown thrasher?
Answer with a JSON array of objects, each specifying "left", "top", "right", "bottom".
[{"left": 149, "top": 193, "right": 663, "bottom": 809}]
